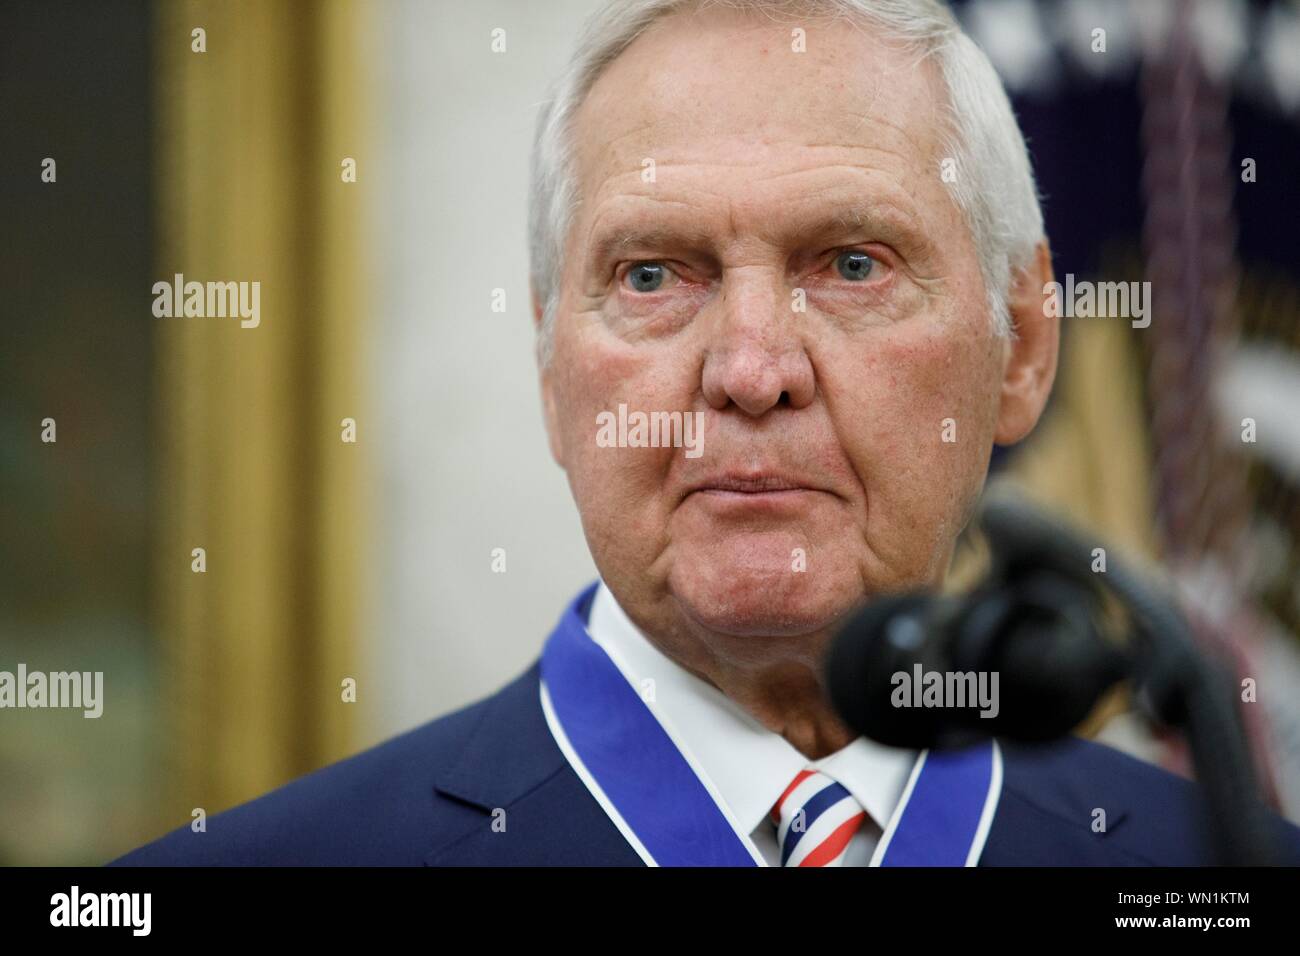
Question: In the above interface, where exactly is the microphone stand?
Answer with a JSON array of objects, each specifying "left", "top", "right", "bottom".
[{"left": 979, "top": 497, "right": 1279, "bottom": 866}]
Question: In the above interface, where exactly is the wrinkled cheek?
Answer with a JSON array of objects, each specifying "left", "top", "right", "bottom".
[
  {"left": 552, "top": 330, "right": 629, "bottom": 461},
  {"left": 551, "top": 347, "right": 681, "bottom": 556},
  {"left": 571, "top": 443, "right": 672, "bottom": 514},
  {"left": 839, "top": 326, "right": 998, "bottom": 580}
]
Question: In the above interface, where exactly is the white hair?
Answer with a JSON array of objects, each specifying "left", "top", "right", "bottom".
[{"left": 528, "top": 0, "right": 1043, "bottom": 365}]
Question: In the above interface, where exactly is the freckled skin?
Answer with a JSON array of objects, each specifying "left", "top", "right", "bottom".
[{"left": 536, "top": 7, "right": 1058, "bottom": 757}]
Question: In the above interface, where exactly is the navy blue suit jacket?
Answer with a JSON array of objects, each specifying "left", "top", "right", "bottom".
[{"left": 110, "top": 659, "right": 1300, "bottom": 866}]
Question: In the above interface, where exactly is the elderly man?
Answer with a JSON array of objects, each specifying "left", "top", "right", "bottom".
[{"left": 112, "top": 0, "right": 1298, "bottom": 867}]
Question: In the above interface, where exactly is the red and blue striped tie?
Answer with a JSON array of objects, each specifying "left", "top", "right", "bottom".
[{"left": 771, "top": 769, "right": 867, "bottom": 867}]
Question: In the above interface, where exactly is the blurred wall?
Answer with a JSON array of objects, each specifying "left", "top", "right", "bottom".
[{"left": 369, "top": 0, "right": 608, "bottom": 740}]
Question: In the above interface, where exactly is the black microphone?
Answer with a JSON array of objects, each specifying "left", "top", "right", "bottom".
[
  {"left": 825, "top": 569, "right": 1130, "bottom": 750},
  {"left": 825, "top": 493, "right": 1279, "bottom": 864}
]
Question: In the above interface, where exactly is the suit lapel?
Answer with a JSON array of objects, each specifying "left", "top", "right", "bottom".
[{"left": 425, "top": 661, "right": 643, "bottom": 865}]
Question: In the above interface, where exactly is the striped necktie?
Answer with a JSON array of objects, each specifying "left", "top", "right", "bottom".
[{"left": 771, "top": 769, "right": 867, "bottom": 867}]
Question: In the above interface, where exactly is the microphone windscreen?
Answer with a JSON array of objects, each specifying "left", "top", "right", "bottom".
[{"left": 825, "top": 593, "right": 944, "bottom": 748}]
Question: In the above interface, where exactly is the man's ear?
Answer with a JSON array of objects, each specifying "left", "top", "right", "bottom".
[
  {"left": 533, "top": 283, "right": 567, "bottom": 469},
  {"left": 530, "top": 279, "right": 545, "bottom": 334},
  {"left": 994, "top": 239, "right": 1060, "bottom": 446}
]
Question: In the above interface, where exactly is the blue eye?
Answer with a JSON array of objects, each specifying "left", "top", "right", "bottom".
[
  {"left": 835, "top": 250, "right": 874, "bottom": 281},
  {"left": 625, "top": 262, "right": 666, "bottom": 292}
]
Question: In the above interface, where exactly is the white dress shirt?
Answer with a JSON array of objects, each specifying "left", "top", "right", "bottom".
[{"left": 586, "top": 580, "right": 918, "bottom": 866}]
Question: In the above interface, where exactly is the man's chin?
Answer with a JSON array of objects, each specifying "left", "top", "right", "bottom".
[{"left": 666, "top": 563, "right": 856, "bottom": 638}]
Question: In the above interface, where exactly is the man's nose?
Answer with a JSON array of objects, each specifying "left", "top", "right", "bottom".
[{"left": 700, "top": 271, "right": 816, "bottom": 417}]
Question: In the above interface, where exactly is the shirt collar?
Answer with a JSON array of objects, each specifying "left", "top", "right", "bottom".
[{"left": 585, "top": 579, "right": 917, "bottom": 835}]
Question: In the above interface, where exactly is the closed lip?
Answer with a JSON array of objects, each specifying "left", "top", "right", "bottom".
[{"left": 685, "top": 472, "right": 826, "bottom": 496}]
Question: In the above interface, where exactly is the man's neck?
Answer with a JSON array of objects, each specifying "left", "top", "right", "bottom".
[{"left": 626, "top": 608, "right": 857, "bottom": 760}]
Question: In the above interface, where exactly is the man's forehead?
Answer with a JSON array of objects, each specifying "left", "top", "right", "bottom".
[{"left": 571, "top": 7, "right": 947, "bottom": 205}]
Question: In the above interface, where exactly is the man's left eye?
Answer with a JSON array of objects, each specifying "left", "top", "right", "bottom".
[{"left": 834, "top": 250, "right": 875, "bottom": 281}]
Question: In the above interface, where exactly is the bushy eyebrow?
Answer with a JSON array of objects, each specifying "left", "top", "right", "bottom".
[
  {"left": 583, "top": 197, "right": 929, "bottom": 267},
  {"left": 832, "top": 204, "right": 872, "bottom": 230},
  {"left": 586, "top": 224, "right": 712, "bottom": 266}
]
